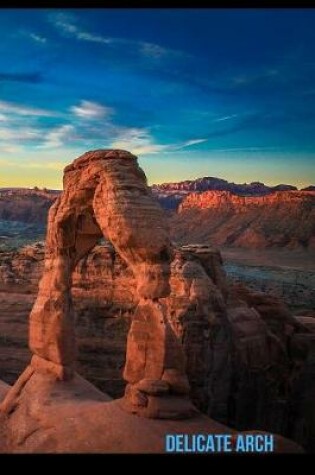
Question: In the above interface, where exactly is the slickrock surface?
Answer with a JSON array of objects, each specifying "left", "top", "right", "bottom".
[
  {"left": 0, "top": 373, "right": 304, "bottom": 453},
  {"left": 171, "top": 190, "right": 315, "bottom": 250}
]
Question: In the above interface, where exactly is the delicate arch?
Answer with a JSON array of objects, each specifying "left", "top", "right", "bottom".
[{"left": 27, "top": 150, "right": 193, "bottom": 418}]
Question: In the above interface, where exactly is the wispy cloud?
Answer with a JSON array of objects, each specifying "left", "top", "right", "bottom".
[
  {"left": 0, "top": 94, "right": 209, "bottom": 156},
  {"left": 53, "top": 14, "right": 111, "bottom": 45},
  {"left": 40, "top": 124, "right": 75, "bottom": 149},
  {"left": 50, "top": 12, "right": 184, "bottom": 61},
  {"left": 0, "top": 126, "right": 42, "bottom": 141},
  {"left": 29, "top": 33, "right": 47, "bottom": 44},
  {"left": 0, "top": 101, "right": 63, "bottom": 154},
  {"left": 71, "top": 100, "right": 113, "bottom": 120},
  {"left": 140, "top": 43, "right": 168, "bottom": 59},
  {"left": 177, "top": 138, "right": 208, "bottom": 148},
  {"left": 214, "top": 114, "right": 239, "bottom": 122},
  {"left": 0, "top": 100, "right": 56, "bottom": 117},
  {"left": 110, "top": 127, "right": 168, "bottom": 155},
  {"left": 231, "top": 68, "right": 282, "bottom": 88},
  {"left": 111, "top": 130, "right": 209, "bottom": 155}
]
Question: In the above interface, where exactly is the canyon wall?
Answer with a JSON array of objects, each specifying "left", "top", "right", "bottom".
[
  {"left": 0, "top": 189, "right": 58, "bottom": 224},
  {"left": 171, "top": 190, "right": 315, "bottom": 250},
  {"left": 1, "top": 185, "right": 314, "bottom": 252}
]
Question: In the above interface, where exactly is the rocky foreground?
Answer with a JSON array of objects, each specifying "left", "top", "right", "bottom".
[
  {"left": 0, "top": 241, "right": 314, "bottom": 452},
  {"left": 1, "top": 373, "right": 305, "bottom": 454}
]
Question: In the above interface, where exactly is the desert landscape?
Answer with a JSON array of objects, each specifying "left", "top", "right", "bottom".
[
  {"left": 0, "top": 151, "right": 314, "bottom": 453},
  {"left": 0, "top": 8, "right": 314, "bottom": 455}
]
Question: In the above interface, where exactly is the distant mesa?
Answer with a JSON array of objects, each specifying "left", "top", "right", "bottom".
[
  {"left": 0, "top": 176, "right": 314, "bottom": 251},
  {"left": 0, "top": 176, "right": 310, "bottom": 221},
  {"left": 152, "top": 176, "right": 301, "bottom": 209},
  {"left": 171, "top": 189, "right": 315, "bottom": 250}
]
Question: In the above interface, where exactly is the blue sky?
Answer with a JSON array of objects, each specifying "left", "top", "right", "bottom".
[{"left": 0, "top": 8, "right": 315, "bottom": 188}]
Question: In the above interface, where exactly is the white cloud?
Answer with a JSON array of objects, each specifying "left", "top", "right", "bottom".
[
  {"left": 110, "top": 128, "right": 209, "bottom": 155},
  {"left": 71, "top": 100, "right": 113, "bottom": 120},
  {"left": 214, "top": 114, "right": 238, "bottom": 122},
  {"left": 53, "top": 14, "right": 111, "bottom": 45},
  {"left": 51, "top": 13, "right": 182, "bottom": 60},
  {"left": 75, "top": 31, "right": 111, "bottom": 44},
  {"left": 29, "top": 33, "right": 47, "bottom": 44},
  {"left": 140, "top": 43, "right": 167, "bottom": 59},
  {"left": 0, "top": 95, "right": 207, "bottom": 157},
  {"left": 41, "top": 124, "right": 75, "bottom": 149},
  {"left": 0, "top": 100, "right": 56, "bottom": 117},
  {"left": 110, "top": 127, "right": 168, "bottom": 155},
  {"left": 179, "top": 138, "right": 208, "bottom": 147},
  {"left": 0, "top": 126, "right": 42, "bottom": 141}
]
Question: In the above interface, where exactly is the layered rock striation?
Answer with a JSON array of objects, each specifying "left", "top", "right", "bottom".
[
  {"left": 151, "top": 177, "right": 300, "bottom": 211},
  {"left": 171, "top": 190, "right": 315, "bottom": 249},
  {"left": 0, "top": 188, "right": 58, "bottom": 224},
  {"left": 1, "top": 150, "right": 193, "bottom": 421}
]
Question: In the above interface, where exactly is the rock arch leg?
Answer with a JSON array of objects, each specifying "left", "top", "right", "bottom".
[{"left": 29, "top": 176, "right": 103, "bottom": 379}]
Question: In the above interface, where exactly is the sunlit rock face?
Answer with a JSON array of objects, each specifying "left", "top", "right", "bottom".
[
  {"left": 171, "top": 190, "right": 315, "bottom": 250},
  {"left": 1, "top": 149, "right": 194, "bottom": 421}
]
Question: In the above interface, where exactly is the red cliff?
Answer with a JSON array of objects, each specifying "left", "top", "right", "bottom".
[{"left": 171, "top": 190, "right": 315, "bottom": 250}]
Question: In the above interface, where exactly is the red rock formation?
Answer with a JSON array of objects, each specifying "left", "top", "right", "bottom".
[
  {"left": 179, "top": 190, "right": 315, "bottom": 210},
  {"left": 1, "top": 150, "right": 194, "bottom": 420},
  {"left": 171, "top": 190, "right": 315, "bottom": 249},
  {"left": 0, "top": 372, "right": 305, "bottom": 453},
  {"left": 151, "top": 176, "right": 299, "bottom": 211},
  {"left": 229, "top": 283, "right": 305, "bottom": 339},
  {"left": 0, "top": 239, "right": 314, "bottom": 450},
  {"left": 0, "top": 188, "right": 58, "bottom": 224},
  {"left": 0, "top": 176, "right": 304, "bottom": 224}
]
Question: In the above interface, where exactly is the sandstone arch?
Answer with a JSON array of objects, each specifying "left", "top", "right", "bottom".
[{"left": 4, "top": 150, "right": 194, "bottom": 418}]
